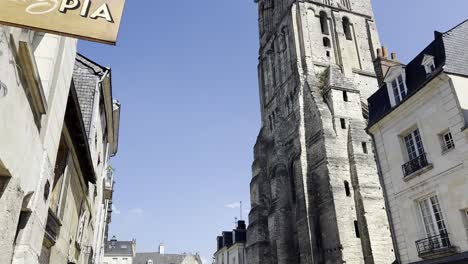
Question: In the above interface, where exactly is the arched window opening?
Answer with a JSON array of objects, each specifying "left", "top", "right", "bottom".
[
  {"left": 323, "top": 37, "right": 331, "bottom": 48},
  {"left": 343, "top": 17, "right": 353, "bottom": 40},
  {"left": 344, "top": 181, "right": 351, "bottom": 197},
  {"left": 320, "top": 11, "right": 329, "bottom": 35}
]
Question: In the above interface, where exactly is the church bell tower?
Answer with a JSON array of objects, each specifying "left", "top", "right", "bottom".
[{"left": 246, "top": 0, "right": 395, "bottom": 263}]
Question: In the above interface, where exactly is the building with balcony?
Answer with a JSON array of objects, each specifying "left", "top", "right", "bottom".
[
  {"left": 368, "top": 20, "right": 468, "bottom": 264},
  {"left": 214, "top": 220, "right": 247, "bottom": 264}
]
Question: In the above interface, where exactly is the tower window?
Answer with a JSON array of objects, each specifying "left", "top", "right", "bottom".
[
  {"left": 354, "top": 221, "right": 360, "bottom": 238},
  {"left": 320, "top": 11, "right": 329, "bottom": 35},
  {"left": 343, "top": 17, "right": 352, "bottom": 40},
  {"left": 343, "top": 91, "right": 348, "bottom": 102},
  {"left": 326, "top": 51, "right": 331, "bottom": 58},
  {"left": 344, "top": 181, "right": 351, "bottom": 197},
  {"left": 323, "top": 37, "right": 331, "bottom": 48},
  {"left": 362, "top": 142, "right": 368, "bottom": 154},
  {"left": 340, "top": 118, "right": 346, "bottom": 129}
]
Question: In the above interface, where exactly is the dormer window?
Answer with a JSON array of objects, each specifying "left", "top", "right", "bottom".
[
  {"left": 422, "top": 54, "right": 436, "bottom": 75},
  {"left": 385, "top": 66, "right": 408, "bottom": 107},
  {"left": 391, "top": 75, "right": 407, "bottom": 104}
]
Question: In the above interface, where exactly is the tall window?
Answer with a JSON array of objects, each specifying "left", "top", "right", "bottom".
[
  {"left": 391, "top": 75, "right": 407, "bottom": 104},
  {"left": 342, "top": 17, "right": 352, "bottom": 40},
  {"left": 404, "top": 128, "right": 424, "bottom": 161},
  {"left": 419, "top": 195, "right": 448, "bottom": 241},
  {"left": 320, "top": 12, "right": 329, "bottom": 35}
]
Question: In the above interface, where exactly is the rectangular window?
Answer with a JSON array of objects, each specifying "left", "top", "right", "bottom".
[
  {"left": 343, "top": 91, "right": 348, "bottom": 102},
  {"left": 354, "top": 220, "right": 360, "bottom": 238},
  {"left": 404, "top": 128, "right": 424, "bottom": 161},
  {"left": 362, "top": 142, "right": 368, "bottom": 154},
  {"left": 419, "top": 195, "right": 448, "bottom": 239},
  {"left": 391, "top": 75, "right": 407, "bottom": 105},
  {"left": 340, "top": 118, "right": 346, "bottom": 129},
  {"left": 441, "top": 131, "right": 455, "bottom": 152}
]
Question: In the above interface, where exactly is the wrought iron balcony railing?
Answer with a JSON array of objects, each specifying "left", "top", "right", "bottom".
[
  {"left": 416, "top": 233, "right": 453, "bottom": 257},
  {"left": 402, "top": 153, "right": 429, "bottom": 177}
]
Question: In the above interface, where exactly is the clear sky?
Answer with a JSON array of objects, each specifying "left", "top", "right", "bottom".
[{"left": 78, "top": 1, "right": 468, "bottom": 263}]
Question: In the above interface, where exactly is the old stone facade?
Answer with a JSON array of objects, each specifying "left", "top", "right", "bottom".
[
  {"left": 0, "top": 26, "right": 120, "bottom": 264},
  {"left": 368, "top": 20, "right": 468, "bottom": 264},
  {"left": 246, "top": 0, "right": 394, "bottom": 263}
]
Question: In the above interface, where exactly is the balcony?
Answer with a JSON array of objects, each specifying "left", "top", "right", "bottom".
[
  {"left": 402, "top": 153, "right": 431, "bottom": 178},
  {"left": 416, "top": 233, "right": 457, "bottom": 259}
]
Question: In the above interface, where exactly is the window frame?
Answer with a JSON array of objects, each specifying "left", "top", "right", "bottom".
[
  {"left": 391, "top": 75, "right": 407, "bottom": 105},
  {"left": 417, "top": 194, "right": 448, "bottom": 240},
  {"left": 440, "top": 130, "right": 455, "bottom": 153},
  {"left": 403, "top": 128, "right": 425, "bottom": 161}
]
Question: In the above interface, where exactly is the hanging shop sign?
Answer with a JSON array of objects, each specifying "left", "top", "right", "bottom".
[{"left": 0, "top": 0, "right": 126, "bottom": 45}]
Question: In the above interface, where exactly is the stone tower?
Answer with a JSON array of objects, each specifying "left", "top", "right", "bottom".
[{"left": 246, "top": 0, "right": 395, "bottom": 264}]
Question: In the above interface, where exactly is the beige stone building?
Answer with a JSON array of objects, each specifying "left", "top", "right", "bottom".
[
  {"left": 247, "top": 0, "right": 395, "bottom": 263},
  {"left": 368, "top": 20, "right": 468, "bottom": 264},
  {"left": 0, "top": 26, "right": 120, "bottom": 264}
]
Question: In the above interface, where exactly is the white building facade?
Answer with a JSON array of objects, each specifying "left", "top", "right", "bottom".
[
  {"left": 214, "top": 221, "right": 247, "bottom": 264},
  {"left": 368, "top": 20, "right": 468, "bottom": 264}
]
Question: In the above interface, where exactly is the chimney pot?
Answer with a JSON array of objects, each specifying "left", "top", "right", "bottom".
[
  {"left": 377, "top": 48, "right": 383, "bottom": 58},
  {"left": 159, "top": 243, "right": 165, "bottom": 255},
  {"left": 391, "top": 52, "right": 397, "bottom": 61},
  {"left": 382, "top": 46, "right": 388, "bottom": 58}
]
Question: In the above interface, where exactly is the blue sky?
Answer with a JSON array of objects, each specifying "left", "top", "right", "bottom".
[{"left": 78, "top": 1, "right": 468, "bottom": 262}]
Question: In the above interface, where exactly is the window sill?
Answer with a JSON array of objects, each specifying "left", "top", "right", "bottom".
[
  {"left": 403, "top": 164, "right": 434, "bottom": 182},
  {"left": 441, "top": 147, "right": 455, "bottom": 155}
]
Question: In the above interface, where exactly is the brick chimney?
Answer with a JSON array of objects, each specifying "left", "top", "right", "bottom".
[{"left": 373, "top": 46, "right": 402, "bottom": 87}]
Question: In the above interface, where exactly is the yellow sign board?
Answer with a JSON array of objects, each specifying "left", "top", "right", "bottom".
[{"left": 0, "top": 0, "right": 126, "bottom": 45}]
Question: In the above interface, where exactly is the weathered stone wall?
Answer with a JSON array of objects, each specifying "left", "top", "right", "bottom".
[
  {"left": 0, "top": 26, "right": 77, "bottom": 264},
  {"left": 247, "top": 0, "right": 395, "bottom": 263}
]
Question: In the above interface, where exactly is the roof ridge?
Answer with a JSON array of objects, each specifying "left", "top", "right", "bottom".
[{"left": 442, "top": 18, "right": 468, "bottom": 35}]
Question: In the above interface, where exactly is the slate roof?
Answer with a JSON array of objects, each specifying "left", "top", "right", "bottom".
[
  {"left": 134, "top": 252, "right": 201, "bottom": 264},
  {"left": 73, "top": 54, "right": 107, "bottom": 136},
  {"left": 368, "top": 19, "right": 468, "bottom": 127},
  {"left": 104, "top": 240, "right": 134, "bottom": 256}
]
